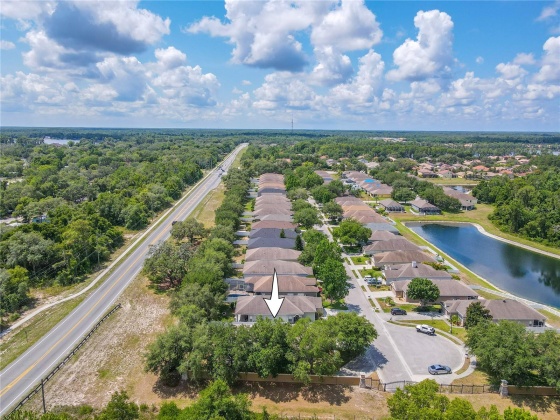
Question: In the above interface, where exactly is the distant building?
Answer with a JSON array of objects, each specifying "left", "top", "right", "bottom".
[{"left": 410, "top": 199, "right": 441, "bottom": 215}]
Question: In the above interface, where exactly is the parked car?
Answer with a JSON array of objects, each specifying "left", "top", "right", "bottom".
[
  {"left": 390, "top": 308, "right": 407, "bottom": 315},
  {"left": 416, "top": 324, "right": 436, "bottom": 335},
  {"left": 366, "top": 276, "right": 382, "bottom": 285},
  {"left": 428, "top": 364, "right": 452, "bottom": 375}
]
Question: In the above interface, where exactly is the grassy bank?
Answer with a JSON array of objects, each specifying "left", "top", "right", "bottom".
[{"left": 391, "top": 204, "right": 560, "bottom": 257}]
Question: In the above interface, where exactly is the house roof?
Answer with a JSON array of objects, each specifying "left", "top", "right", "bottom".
[
  {"left": 245, "top": 247, "right": 301, "bottom": 261},
  {"left": 374, "top": 250, "right": 436, "bottom": 265},
  {"left": 379, "top": 199, "right": 404, "bottom": 209},
  {"left": 250, "top": 228, "right": 298, "bottom": 239},
  {"left": 254, "top": 203, "right": 292, "bottom": 211},
  {"left": 444, "top": 299, "right": 546, "bottom": 321},
  {"left": 257, "top": 214, "right": 295, "bottom": 222},
  {"left": 251, "top": 221, "right": 297, "bottom": 230},
  {"left": 247, "top": 237, "right": 296, "bottom": 249},
  {"left": 369, "top": 230, "right": 400, "bottom": 241},
  {"left": 258, "top": 188, "right": 286, "bottom": 195},
  {"left": 253, "top": 207, "right": 292, "bottom": 216},
  {"left": 244, "top": 274, "right": 316, "bottom": 286},
  {"left": 242, "top": 259, "right": 312, "bottom": 276},
  {"left": 384, "top": 263, "right": 453, "bottom": 280},
  {"left": 364, "top": 223, "right": 399, "bottom": 233},
  {"left": 251, "top": 276, "right": 319, "bottom": 294},
  {"left": 235, "top": 295, "right": 322, "bottom": 316},
  {"left": 364, "top": 239, "right": 421, "bottom": 253},
  {"left": 410, "top": 199, "right": 440, "bottom": 210},
  {"left": 392, "top": 279, "right": 478, "bottom": 298}
]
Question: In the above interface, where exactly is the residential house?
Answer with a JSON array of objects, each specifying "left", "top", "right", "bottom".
[
  {"left": 245, "top": 247, "right": 301, "bottom": 262},
  {"left": 247, "top": 237, "right": 296, "bottom": 249},
  {"left": 379, "top": 199, "right": 405, "bottom": 212},
  {"left": 373, "top": 250, "right": 436, "bottom": 267},
  {"left": 242, "top": 260, "right": 312, "bottom": 277},
  {"left": 251, "top": 220, "right": 297, "bottom": 230},
  {"left": 245, "top": 275, "right": 319, "bottom": 296},
  {"left": 383, "top": 262, "right": 453, "bottom": 284},
  {"left": 249, "top": 228, "right": 298, "bottom": 239},
  {"left": 410, "top": 199, "right": 441, "bottom": 215},
  {"left": 392, "top": 279, "right": 478, "bottom": 302},
  {"left": 369, "top": 230, "right": 400, "bottom": 242},
  {"left": 363, "top": 238, "right": 422, "bottom": 255},
  {"left": 235, "top": 295, "right": 323, "bottom": 323},
  {"left": 443, "top": 299, "right": 546, "bottom": 328}
]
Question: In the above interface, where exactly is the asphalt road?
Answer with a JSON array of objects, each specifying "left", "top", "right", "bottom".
[{"left": 0, "top": 144, "right": 246, "bottom": 416}]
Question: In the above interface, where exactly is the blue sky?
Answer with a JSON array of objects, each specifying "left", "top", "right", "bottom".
[{"left": 1, "top": 1, "right": 559, "bottom": 131}]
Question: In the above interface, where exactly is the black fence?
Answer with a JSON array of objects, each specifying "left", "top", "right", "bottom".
[
  {"left": 361, "top": 378, "right": 497, "bottom": 394},
  {"left": 7, "top": 303, "right": 122, "bottom": 417}
]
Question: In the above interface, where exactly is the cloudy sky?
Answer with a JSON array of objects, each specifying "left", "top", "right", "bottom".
[{"left": 1, "top": 1, "right": 559, "bottom": 131}]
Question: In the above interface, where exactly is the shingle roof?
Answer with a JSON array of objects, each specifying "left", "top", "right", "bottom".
[
  {"left": 369, "top": 230, "right": 400, "bottom": 241},
  {"left": 245, "top": 247, "right": 301, "bottom": 261},
  {"left": 257, "top": 214, "right": 295, "bottom": 222},
  {"left": 410, "top": 199, "right": 440, "bottom": 210},
  {"left": 253, "top": 207, "right": 292, "bottom": 216},
  {"left": 251, "top": 276, "right": 319, "bottom": 294},
  {"left": 242, "top": 259, "right": 312, "bottom": 276},
  {"left": 247, "top": 237, "right": 296, "bottom": 249},
  {"left": 392, "top": 279, "right": 478, "bottom": 297},
  {"left": 244, "top": 274, "right": 316, "bottom": 286},
  {"left": 251, "top": 221, "right": 297, "bottom": 230},
  {"left": 250, "top": 228, "right": 298, "bottom": 239},
  {"left": 235, "top": 295, "right": 322, "bottom": 316},
  {"left": 444, "top": 299, "right": 546, "bottom": 321},
  {"left": 364, "top": 239, "right": 421, "bottom": 253},
  {"left": 374, "top": 250, "right": 436, "bottom": 265},
  {"left": 379, "top": 199, "right": 404, "bottom": 209},
  {"left": 384, "top": 263, "right": 453, "bottom": 280}
]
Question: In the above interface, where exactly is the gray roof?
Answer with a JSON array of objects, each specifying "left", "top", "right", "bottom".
[
  {"left": 249, "top": 228, "right": 298, "bottom": 239},
  {"left": 258, "top": 188, "right": 286, "bottom": 195},
  {"left": 242, "top": 260, "right": 312, "bottom": 276},
  {"left": 410, "top": 199, "right": 440, "bottom": 210},
  {"left": 384, "top": 263, "right": 453, "bottom": 280},
  {"left": 247, "top": 237, "right": 296, "bottom": 249},
  {"left": 235, "top": 295, "right": 322, "bottom": 316},
  {"left": 253, "top": 207, "right": 292, "bottom": 216},
  {"left": 369, "top": 230, "right": 400, "bottom": 241},
  {"left": 364, "top": 239, "right": 421, "bottom": 253},
  {"left": 379, "top": 199, "right": 404, "bottom": 209},
  {"left": 445, "top": 299, "right": 546, "bottom": 321},
  {"left": 251, "top": 276, "right": 319, "bottom": 294},
  {"left": 374, "top": 250, "right": 436, "bottom": 265},
  {"left": 251, "top": 220, "right": 297, "bottom": 230},
  {"left": 392, "top": 279, "right": 478, "bottom": 298},
  {"left": 257, "top": 214, "right": 295, "bottom": 222},
  {"left": 364, "top": 223, "right": 400, "bottom": 234},
  {"left": 245, "top": 247, "right": 301, "bottom": 262}
]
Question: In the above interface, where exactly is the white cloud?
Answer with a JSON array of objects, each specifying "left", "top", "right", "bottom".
[
  {"left": 154, "top": 47, "right": 187, "bottom": 70},
  {"left": 534, "top": 36, "right": 560, "bottom": 82},
  {"left": 242, "top": 80, "right": 252, "bottom": 86},
  {"left": 386, "top": 10, "right": 454, "bottom": 82},
  {"left": 496, "top": 62, "right": 527, "bottom": 80},
  {"left": 0, "top": 40, "right": 16, "bottom": 50},
  {"left": 536, "top": 1, "right": 560, "bottom": 21},
  {"left": 513, "top": 53, "right": 536, "bottom": 65},
  {"left": 253, "top": 72, "right": 319, "bottom": 111},
  {"left": 475, "top": 56, "right": 484, "bottom": 64},
  {"left": 309, "top": 47, "right": 353, "bottom": 86},
  {"left": 311, "top": 0, "right": 382, "bottom": 51}
]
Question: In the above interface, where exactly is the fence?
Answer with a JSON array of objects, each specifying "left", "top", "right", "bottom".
[
  {"left": 508, "top": 386, "right": 560, "bottom": 396},
  {"left": 7, "top": 303, "right": 122, "bottom": 416}
]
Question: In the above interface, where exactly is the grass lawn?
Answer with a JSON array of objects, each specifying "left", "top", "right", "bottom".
[
  {"left": 322, "top": 299, "right": 348, "bottom": 310},
  {"left": 452, "top": 369, "right": 490, "bottom": 386},
  {"left": 0, "top": 295, "right": 87, "bottom": 370},
  {"left": 476, "top": 289, "right": 505, "bottom": 300},
  {"left": 359, "top": 268, "right": 382, "bottom": 278},
  {"left": 395, "top": 319, "right": 467, "bottom": 342},
  {"left": 191, "top": 182, "right": 226, "bottom": 228},
  {"left": 351, "top": 269, "right": 359, "bottom": 278},
  {"left": 392, "top": 203, "right": 560, "bottom": 257},
  {"left": 539, "top": 309, "right": 560, "bottom": 328},
  {"left": 368, "top": 285, "right": 392, "bottom": 292},
  {"left": 350, "top": 256, "right": 369, "bottom": 265}
]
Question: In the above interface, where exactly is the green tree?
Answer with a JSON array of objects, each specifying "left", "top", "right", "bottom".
[
  {"left": 209, "top": 224, "right": 237, "bottom": 243},
  {"left": 98, "top": 390, "right": 139, "bottom": 420},
  {"left": 294, "top": 208, "right": 321, "bottom": 229},
  {"left": 312, "top": 240, "right": 341, "bottom": 274},
  {"left": 464, "top": 301, "right": 493, "bottom": 329},
  {"left": 322, "top": 201, "right": 343, "bottom": 220},
  {"left": 317, "top": 258, "right": 349, "bottom": 303},
  {"left": 310, "top": 185, "right": 335, "bottom": 204},
  {"left": 466, "top": 321, "right": 535, "bottom": 386},
  {"left": 181, "top": 380, "right": 252, "bottom": 420},
  {"left": 143, "top": 241, "right": 194, "bottom": 289},
  {"left": 327, "top": 312, "right": 377, "bottom": 360},
  {"left": 406, "top": 277, "right": 440, "bottom": 308},
  {"left": 392, "top": 187, "right": 416, "bottom": 203},
  {"left": 294, "top": 234, "right": 304, "bottom": 251},
  {"left": 534, "top": 330, "right": 560, "bottom": 391},
  {"left": 144, "top": 325, "right": 192, "bottom": 383},
  {"left": 387, "top": 379, "right": 449, "bottom": 420},
  {"left": 332, "top": 218, "right": 371, "bottom": 245},
  {"left": 172, "top": 218, "right": 208, "bottom": 243}
]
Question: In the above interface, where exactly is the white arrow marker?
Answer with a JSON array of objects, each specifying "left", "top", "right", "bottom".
[{"left": 264, "top": 270, "right": 284, "bottom": 318}]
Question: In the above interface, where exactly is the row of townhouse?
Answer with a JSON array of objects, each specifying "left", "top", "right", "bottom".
[
  {"left": 234, "top": 173, "right": 324, "bottom": 324},
  {"left": 342, "top": 171, "right": 393, "bottom": 197}
]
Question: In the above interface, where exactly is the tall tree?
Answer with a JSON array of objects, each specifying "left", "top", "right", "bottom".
[
  {"left": 465, "top": 301, "right": 493, "bottom": 329},
  {"left": 406, "top": 277, "right": 440, "bottom": 308},
  {"left": 172, "top": 218, "right": 208, "bottom": 243},
  {"left": 332, "top": 218, "right": 371, "bottom": 245},
  {"left": 317, "top": 258, "right": 349, "bottom": 303}
]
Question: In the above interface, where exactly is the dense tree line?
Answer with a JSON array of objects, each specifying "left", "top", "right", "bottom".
[
  {"left": 472, "top": 167, "right": 560, "bottom": 246},
  {"left": 466, "top": 320, "right": 560, "bottom": 390},
  {"left": 0, "top": 134, "right": 236, "bottom": 322}
]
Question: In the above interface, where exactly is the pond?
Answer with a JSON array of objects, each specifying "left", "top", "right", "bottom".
[{"left": 407, "top": 223, "right": 560, "bottom": 308}]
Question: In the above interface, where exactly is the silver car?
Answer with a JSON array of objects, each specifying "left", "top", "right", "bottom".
[{"left": 428, "top": 364, "right": 452, "bottom": 375}]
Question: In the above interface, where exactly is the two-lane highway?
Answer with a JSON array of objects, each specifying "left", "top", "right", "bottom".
[{"left": 0, "top": 144, "right": 247, "bottom": 416}]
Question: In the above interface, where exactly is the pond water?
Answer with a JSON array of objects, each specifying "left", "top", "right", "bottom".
[{"left": 407, "top": 223, "right": 560, "bottom": 308}]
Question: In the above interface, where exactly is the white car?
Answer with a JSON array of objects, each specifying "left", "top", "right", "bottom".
[{"left": 416, "top": 324, "right": 436, "bottom": 335}]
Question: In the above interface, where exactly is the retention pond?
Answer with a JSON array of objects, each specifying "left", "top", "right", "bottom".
[{"left": 407, "top": 222, "right": 560, "bottom": 309}]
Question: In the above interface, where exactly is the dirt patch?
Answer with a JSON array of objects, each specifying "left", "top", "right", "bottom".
[{"left": 27, "top": 274, "right": 172, "bottom": 411}]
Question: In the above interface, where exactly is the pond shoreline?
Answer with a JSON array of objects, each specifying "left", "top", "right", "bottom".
[
  {"left": 404, "top": 221, "right": 559, "bottom": 260},
  {"left": 403, "top": 221, "right": 560, "bottom": 312}
]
